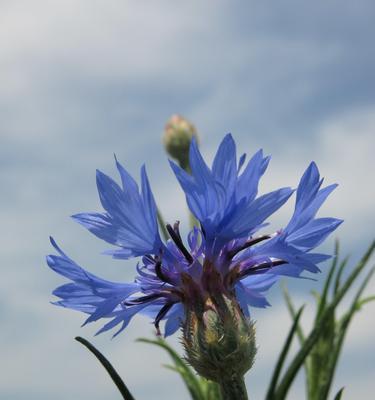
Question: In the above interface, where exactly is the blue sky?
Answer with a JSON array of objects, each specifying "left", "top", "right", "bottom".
[{"left": 1, "top": 1, "right": 374, "bottom": 399}]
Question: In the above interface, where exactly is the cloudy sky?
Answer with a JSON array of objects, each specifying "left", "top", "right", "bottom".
[{"left": 1, "top": 1, "right": 374, "bottom": 399}]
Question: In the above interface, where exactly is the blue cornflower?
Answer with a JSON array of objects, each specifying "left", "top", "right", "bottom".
[{"left": 47, "top": 134, "right": 342, "bottom": 337}]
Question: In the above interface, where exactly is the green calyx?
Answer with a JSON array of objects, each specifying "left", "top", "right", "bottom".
[{"left": 182, "top": 294, "right": 256, "bottom": 384}]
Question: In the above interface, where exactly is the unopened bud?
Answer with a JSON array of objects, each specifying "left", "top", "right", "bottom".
[
  {"left": 163, "top": 114, "right": 198, "bottom": 170},
  {"left": 182, "top": 294, "right": 256, "bottom": 383}
]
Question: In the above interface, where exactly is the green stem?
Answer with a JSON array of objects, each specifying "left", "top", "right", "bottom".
[{"left": 219, "top": 375, "right": 248, "bottom": 400}]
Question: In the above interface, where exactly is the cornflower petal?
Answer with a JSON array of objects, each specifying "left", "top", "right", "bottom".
[
  {"left": 212, "top": 134, "right": 237, "bottom": 203},
  {"left": 287, "top": 217, "right": 343, "bottom": 250},
  {"left": 241, "top": 163, "right": 342, "bottom": 279},
  {"left": 223, "top": 187, "right": 294, "bottom": 238},
  {"left": 72, "top": 160, "right": 162, "bottom": 259},
  {"left": 47, "top": 238, "right": 139, "bottom": 326},
  {"left": 236, "top": 149, "right": 270, "bottom": 203},
  {"left": 235, "top": 274, "right": 278, "bottom": 314},
  {"left": 164, "top": 303, "right": 185, "bottom": 337}
]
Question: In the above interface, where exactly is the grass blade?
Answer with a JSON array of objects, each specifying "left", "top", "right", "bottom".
[
  {"left": 319, "top": 266, "right": 375, "bottom": 399},
  {"left": 282, "top": 285, "right": 306, "bottom": 344},
  {"left": 333, "top": 387, "right": 345, "bottom": 400},
  {"left": 273, "top": 241, "right": 374, "bottom": 400},
  {"left": 334, "top": 256, "right": 350, "bottom": 295},
  {"left": 316, "top": 241, "right": 339, "bottom": 321},
  {"left": 282, "top": 284, "right": 312, "bottom": 397},
  {"left": 265, "top": 306, "right": 304, "bottom": 400},
  {"left": 138, "top": 337, "right": 207, "bottom": 400},
  {"left": 355, "top": 295, "right": 375, "bottom": 309},
  {"left": 75, "top": 336, "right": 136, "bottom": 400}
]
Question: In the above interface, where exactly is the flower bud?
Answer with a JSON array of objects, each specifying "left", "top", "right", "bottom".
[
  {"left": 163, "top": 114, "right": 198, "bottom": 170},
  {"left": 182, "top": 294, "right": 256, "bottom": 383}
]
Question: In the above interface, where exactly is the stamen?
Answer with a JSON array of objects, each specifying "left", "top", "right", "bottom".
[
  {"left": 238, "top": 260, "right": 287, "bottom": 279},
  {"left": 228, "top": 235, "right": 271, "bottom": 259},
  {"left": 154, "top": 260, "right": 173, "bottom": 284},
  {"left": 154, "top": 301, "right": 178, "bottom": 336},
  {"left": 166, "top": 223, "right": 194, "bottom": 264},
  {"left": 200, "top": 223, "right": 206, "bottom": 238},
  {"left": 143, "top": 254, "right": 155, "bottom": 263},
  {"left": 173, "top": 221, "right": 183, "bottom": 241},
  {"left": 124, "top": 292, "right": 168, "bottom": 306}
]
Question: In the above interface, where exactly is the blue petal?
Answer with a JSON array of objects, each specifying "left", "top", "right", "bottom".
[
  {"left": 164, "top": 303, "right": 185, "bottom": 337},
  {"left": 140, "top": 165, "right": 159, "bottom": 232},
  {"left": 287, "top": 218, "right": 343, "bottom": 250},
  {"left": 47, "top": 238, "right": 139, "bottom": 325},
  {"left": 170, "top": 139, "right": 278, "bottom": 246},
  {"left": 286, "top": 161, "right": 339, "bottom": 235},
  {"left": 212, "top": 134, "right": 237, "bottom": 201},
  {"left": 235, "top": 283, "right": 251, "bottom": 316},
  {"left": 115, "top": 155, "right": 139, "bottom": 193},
  {"left": 72, "top": 212, "right": 117, "bottom": 245},
  {"left": 295, "top": 162, "right": 322, "bottom": 212},
  {"left": 235, "top": 273, "right": 278, "bottom": 312},
  {"left": 169, "top": 159, "right": 225, "bottom": 226},
  {"left": 189, "top": 137, "right": 213, "bottom": 186},
  {"left": 236, "top": 149, "right": 270, "bottom": 203},
  {"left": 73, "top": 160, "right": 162, "bottom": 259},
  {"left": 237, "top": 153, "right": 247, "bottom": 173},
  {"left": 95, "top": 303, "right": 152, "bottom": 337},
  {"left": 82, "top": 296, "right": 127, "bottom": 325},
  {"left": 225, "top": 187, "right": 294, "bottom": 237},
  {"left": 286, "top": 183, "right": 338, "bottom": 233}
]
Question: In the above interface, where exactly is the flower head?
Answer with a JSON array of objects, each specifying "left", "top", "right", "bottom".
[{"left": 47, "top": 134, "right": 342, "bottom": 338}]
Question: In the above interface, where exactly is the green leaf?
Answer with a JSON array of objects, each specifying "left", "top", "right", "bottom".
[
  {"left": 310, "top": 290, "right": 321, "bottom": 303},
  {"left": 333, "top": 387, "right": 345, "bottom": 400},
  {"left": 307, "top": 251, "right": 340, "bottom": 400},
  {"left": 334, "top": 256, "right": 350, "bottom": 295},
  {"left": 265, "top": 306, "right": 304, "bottom": 400},
  {"left": 272, "top": 241, "right": 374, "bottom": 400},
  {"left": 315, "top": 240, "right": 339, "bottom": 321},
  {"left": 355, "top": 295, "right": 375, "bottom": 309},
  {"left": 75, "top": 336, "right": 136, "bottom": 400},
  {"left": 282, "top": 285, "right": 306, "bottom": 344},
  {"left": 318, "top": 266, "right": 375, "bottom": 400},
  {"left": 138, "top": 337, "right": 210, "bottom": 400},
  {"left": 282, "top": 285, "right": 313, "bottom": 398}
]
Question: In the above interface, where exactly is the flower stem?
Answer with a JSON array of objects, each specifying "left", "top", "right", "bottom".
[{"left": 219, "top": 375, "right": 248, "bottom": 400}]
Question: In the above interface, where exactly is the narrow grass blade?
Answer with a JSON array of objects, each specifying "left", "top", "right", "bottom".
[
  {"left": 333, "top": 387, "right": 345, "bottom": 400},
  {"left": 75, "top": 337, "right": 136, "bottom": 400},
  {"left": 265, "top": 306, "right": 304, "bottom": 400},
  {"left": 355, "top": 295, "right": 375, "bottom": 309},
  {"left": 316, "top": 241, "right": 339, "bottom": 321},
  {"left": 282, "top": 285, "right": 312, "bottom": 396},
  {"left": 334, "top": 256, "right": 349, "bottom": 295},
  {"left": 282, "top": 285, "right": 306, "bottom": 344},
  {"left": 138, "top": 337, "right": 207, "bottom": 400},
  {"left": 319, "top": 266, "right": 375, "bottom": 399},
  {"left": 273, "top": 241, "right": 374, "bottom": 400},
  {"left": 333, "top": 242, "right": 374, "bottom": 309}
]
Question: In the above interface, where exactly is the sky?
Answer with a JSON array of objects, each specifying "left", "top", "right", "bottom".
[{"left": 1, "top": 1, "right": 374, "bottom": 399}]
